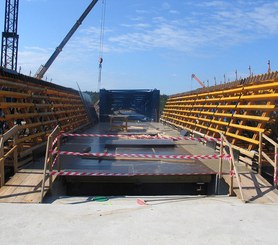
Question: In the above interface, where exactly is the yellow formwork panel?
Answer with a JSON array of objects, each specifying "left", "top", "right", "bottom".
[
  {"left": 161, "top": 72, "right": 278, "bottom": 150},
  {"left": 0, "top": 73, "right": 90, "bottom": 164}
]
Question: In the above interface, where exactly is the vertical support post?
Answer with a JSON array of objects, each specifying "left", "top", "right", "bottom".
[
  {"left": 274, "top": 146, "right": 278, "bottom": 189},
  {"left": 57, "top": 135, "right": 61, "bottom": 171},
  {"left": 13, "top": 133, "right": 18, "bottom": 173},
  {"left": 217, "top": 134, "right": 224, "bottom": 194},
  {"left": 40, "top": 135, "right": 52, "bottom": 203},
  {"left": 0, "top": 137, "right": 4, "bottom": 187},
  {"left": 0, "top": 158, "right": 4, "bottom": 187},
  {"left": 258, "top": 132, "right": 262, "bottom": 175},
  {"left": 218, "top": 135, "right": 224, "bottom": 179},
  {"left": 229, "top": 151, "right": 235, "bottom": 196},
  {"left": 48, "top": 136, "right": 54, "bottom": 189}
]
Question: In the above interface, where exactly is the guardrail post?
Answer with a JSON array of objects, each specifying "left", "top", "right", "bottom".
[
  {"left": 258, "top": 132, "right": 262, "bottom": 175},
  {"left": 13, "top": 133, "right": 18, "bottom": 173},
  {"left": 229, "top": 156, "right": 234, "bottom": 196},
  {"left": 275, "top": 146, "right": 278, "bottom": 189},
  {"left": 0, "top": 125, "right": 19, "bottom": 187},
  {"left": 0, "top": 137, "right": 4, "bottom": 187},
  {"left": 49, "top": 135, "right": 54, "bottom": 189},
  {"left": 41, "top": 135, "right": 51, "bottom": 202},
  {"left": 217, "top": 134, "right": 224, "bottom": 194},
  {"left": 57, "top": 135, "right": 61, "bottom": 171}
]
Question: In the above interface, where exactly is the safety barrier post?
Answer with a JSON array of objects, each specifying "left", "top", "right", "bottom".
[
  {"left": 275, "top": 146, "right": 278, "bottom": 189},
  {"left": 217, "top": 134, "right": 224, "bottom": 194},
  {"left": 0, "top": 138, "right": 4, "bottom": 187},
  {"left": 258, "top": 132, "right": 262, "bottom": 175},
  {"left": 57, "top": 135, "right": 61, "bottom": 171},
  {"left": 13, "top": 132, "right": 18, "bottom": 173},
  {"left": 0, "top": 125, "right": 19, "bottom": 187},
  {"left": 229, "top": 150, "right": 235, "bottom": 197},
  {"left": 219, "top": 133, "right": 245, "bottom": 201}
]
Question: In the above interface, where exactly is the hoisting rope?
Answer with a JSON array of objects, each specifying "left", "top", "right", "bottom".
[{"left": 97, "top": 0, "right": 106, "bottom": 91}]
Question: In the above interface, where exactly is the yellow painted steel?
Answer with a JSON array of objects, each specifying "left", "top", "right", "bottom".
[
  {"left": 0, "top": 73, "right": 90, "bottom": 167},
  {"left": 161, "top": 72, "right": 278, "bottom": 150}
]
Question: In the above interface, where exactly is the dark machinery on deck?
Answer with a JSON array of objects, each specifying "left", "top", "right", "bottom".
[{"left": 99, "top": 89, "right": 160, "bottom": 122}]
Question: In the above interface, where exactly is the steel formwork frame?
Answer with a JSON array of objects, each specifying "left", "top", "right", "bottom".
[
  {"left": 1, "top": 0, "right": 19, "bottom": 71},
  {"left": 161, "top": 72, "right": 278, "bottom": 151}
]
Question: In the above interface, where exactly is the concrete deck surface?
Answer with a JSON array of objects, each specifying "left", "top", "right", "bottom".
[{"left": 0, "top": 195, "right": 278, "bottom": 245}]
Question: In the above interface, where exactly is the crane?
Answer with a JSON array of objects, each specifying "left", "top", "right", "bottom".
[
  {"left": 34, "top": 0, "right": 98, "bottom": 79},
  {"left": 191, "top": 74, "right": 206, "bottom": 88},
  {"left": 1, "top": 0, "right": 19, "bottom": 71}
]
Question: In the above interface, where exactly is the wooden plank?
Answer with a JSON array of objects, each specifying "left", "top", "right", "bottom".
[
  {"left": 223, "top": 172, "right": 278, "bottom": 203},
  {"left": 2, "top": 125, "right": 19, "bottom": 142},
  {"left": 0, "top": 169, "right": 55, "bottom": 203},
  {"left": 262, "top": 134, "right": 278, "bottom": 146},
  {"left": 16, "top": 170, "right": 43, "bottom": 203},
  {"left": 262, "top": 151, "right": 275, "bottom": 167},
  {"left": 0, "top": 170, "right": 27, "bottom": 202}
]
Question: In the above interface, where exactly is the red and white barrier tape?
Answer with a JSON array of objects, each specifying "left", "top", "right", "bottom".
[
  {"left": 56, "top": 150, "right": 231, "bottom": 160},
  {"left": 51, "top": 152, "right": 60, "bottom": 168},
  {"left": 51, "top": 136, "right": 58, "bottom": 147},
  {"left": 60, "top": 133, "right": 220, "bottom": 142},
  {"left": 230, "top": 170, "right": 235, "bottom": 176},
  {"left": 50, "top": 170, "right": 219, "bottom": 177},
  {"left": 50, "top": 135, "right": 60, "bottom": 153}
]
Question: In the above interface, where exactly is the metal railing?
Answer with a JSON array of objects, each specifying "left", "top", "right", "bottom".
[{"left": 0, "top": 125, "right": 19, "bottom": 187}]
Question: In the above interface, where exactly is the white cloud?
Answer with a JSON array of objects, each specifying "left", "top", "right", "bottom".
[
  {"left": 22, "top": 1, "right": 278, "bottom": 59},
  {"left": 17, "top": 0, "right": 278, "bottom": 81},
  {"left": 162, "top": 2, "right": 170, "bottom": 10},
  {"left": 169, "top": 10, "right": 179, "bottom": 15},
  {"left": 18, "top": 46, "right": 52, "bottom": 75},
  {"left": 100, "top": 1, "right": 278, "bottom": 54},
  {"left": 249, "top": 2, "right": 278, "bottom": 33}
]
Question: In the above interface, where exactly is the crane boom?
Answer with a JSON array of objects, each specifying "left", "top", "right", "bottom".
[
  {"left": 35, "top": 0, "right": 98, "bottom": 79},
  {"left": 191, "top": 74, "right": 206, "bottom": 88}
]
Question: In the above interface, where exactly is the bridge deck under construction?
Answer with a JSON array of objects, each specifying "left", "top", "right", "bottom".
[
  {"left": 0, "top": 122, "right": 228, "bottom": 203},
  {"left": 1, "top": 121, "right": 278, "bottom": 203}
]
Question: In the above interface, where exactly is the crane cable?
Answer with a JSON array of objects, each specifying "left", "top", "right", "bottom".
[{"left": 97, "top": 0, "right": 106, "bottom": 91}]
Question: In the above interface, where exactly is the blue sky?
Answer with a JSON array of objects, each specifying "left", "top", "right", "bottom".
[{"left": 1, "top": 0, "right": 278, "bottom": 94}]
